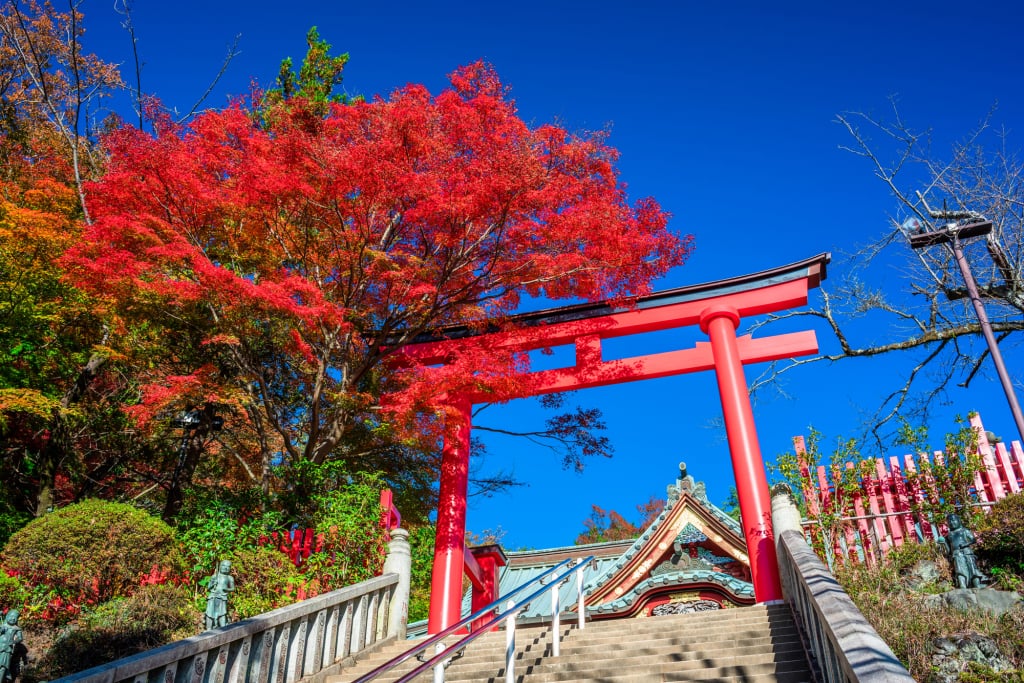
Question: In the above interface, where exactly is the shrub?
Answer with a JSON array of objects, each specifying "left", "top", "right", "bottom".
[
  {"left": 226, "top": 546, "right": 304, "bottom": 619},
  {"left": 24, "top": 583, "right": 193, "bottom": 682},
  {"left": 176, "top": 485, "right": 283, "bottom": 575},
  {"left": 407, "top": 525, "right": 435, "bottom": 623},
  {"left": 977, "top": 492, "right": 1024, "bottom": 576},
  {"left": 1, "top": 499, "right": 184, "bottom": 613},
  {"left": 310, "top": 475, "right": 387, "bottom": 588},
  {"left": 0, "top": 571, "right": 27, "bottom": 612},
  {"left": 835, "top": 541, "right": 1024, "bottom": 680}
]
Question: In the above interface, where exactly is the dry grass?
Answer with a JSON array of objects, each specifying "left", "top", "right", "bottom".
[{"left": 834, "top": 543, "right": 1024, "bottom": 681}]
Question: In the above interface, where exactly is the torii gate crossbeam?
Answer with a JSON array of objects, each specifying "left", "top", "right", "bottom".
[{"left": 402, "top": 254, "right": 830, "bottom": 633}]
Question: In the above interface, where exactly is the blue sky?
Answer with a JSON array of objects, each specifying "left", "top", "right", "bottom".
[{"left": 82, "top": 0, "right": 1024, "bottom": 548}]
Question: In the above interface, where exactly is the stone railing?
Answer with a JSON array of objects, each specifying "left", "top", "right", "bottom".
[
  {"left": 771, "top": 487, "right": 915, "bottom": 683},
  {"left": 55, "top": 529, "right": 412, "bottom": 683}
]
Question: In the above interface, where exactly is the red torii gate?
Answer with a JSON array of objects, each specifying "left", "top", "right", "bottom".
[{"left": 402, "top": 254, "right": 830, "bottom": 633}]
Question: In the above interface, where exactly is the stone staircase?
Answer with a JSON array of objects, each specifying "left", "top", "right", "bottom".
[{"left": 326, "top": 603, "right": 814, "bottom": 683}]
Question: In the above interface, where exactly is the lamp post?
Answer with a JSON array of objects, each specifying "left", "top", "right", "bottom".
[{"left": 907, "top": 212, "right": 1024, "bottom": 444}]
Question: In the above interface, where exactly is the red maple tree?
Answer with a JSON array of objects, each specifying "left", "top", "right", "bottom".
[{"left": 66, "top": 63, "right": 693, "bottom": 505}]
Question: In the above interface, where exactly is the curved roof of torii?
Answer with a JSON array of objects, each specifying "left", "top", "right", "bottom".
[{"left": 408, "top": 252, "right": 829, "bottom": 346}]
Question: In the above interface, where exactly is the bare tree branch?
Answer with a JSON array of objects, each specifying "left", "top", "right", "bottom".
[{"left": 754, "top": 106, "right": 1024, "bottom": 443}]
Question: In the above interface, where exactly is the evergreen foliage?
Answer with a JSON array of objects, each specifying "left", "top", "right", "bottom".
[
  {"left": 977, "top": 492, "right": 1024, "bottom": 578},
  {"left": 25, "top": 583, "right": 193, "bottom": 682},
  {"left": 1, "top": 499, "right": 183, "bottom": 616}
]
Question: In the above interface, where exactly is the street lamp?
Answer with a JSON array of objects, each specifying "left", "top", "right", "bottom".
[{"left": 905, "top": 199, "right": 1024, "bottom": 444}]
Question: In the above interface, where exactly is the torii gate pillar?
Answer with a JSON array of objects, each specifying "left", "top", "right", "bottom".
[
  {"left": 427, "top": 396, "right": 472, "bottom": 634},
  {"left": 701, "top": 305, "right": 783, "bottom": 601}
]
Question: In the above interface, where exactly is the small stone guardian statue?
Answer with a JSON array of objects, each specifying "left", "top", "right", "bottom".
[
  {"left": 0, "top": 610, "right": 23, "bottom": 683},
  {"left": 204, "top": 560, "right": 236, "bottom": 629},
  {"left": 941, "top": 513, "right": 988, "bottom": 589}
]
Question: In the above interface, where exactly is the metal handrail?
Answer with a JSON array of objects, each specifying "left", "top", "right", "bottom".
[{"left": 355, "top": 556, "right": 593, "bottom": 683}]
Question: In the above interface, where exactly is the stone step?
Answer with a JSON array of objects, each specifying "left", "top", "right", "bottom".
[
  {"left": 553, "top": 621, "right": 799, "bottom": 645},
  {"left": 352, "top": 618, "right": 798, "bottom": 671},
  {"left": 454, "top": 613, "right": 795, "bottom": 650},
  {"left": 344, "top": 655, "right": 812, "bottom": 683},
  {"left": 445, "top": 623, "right": 800, "bottom": 660},
  {"left": 442, "top": 632, "right": 804, "bottom": 669},
  {"left": 581, "top": 606, "right": 790, "bottom": 631},
  {"left": 463, "top": 656, "right": 812, "bottom": 683},
  {"left": 442, "top": 643, "right": 808, "bottom": 681},
  {"left": 480, "top": 671, "right": 813, "bottom": 683},
  {"left": 325, "top": 605, "right": 811, "bottom": 683}
]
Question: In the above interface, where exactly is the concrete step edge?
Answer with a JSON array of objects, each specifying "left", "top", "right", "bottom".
[
  {"left": 444, "top": 635, "right": 805, "bottom": 667},
  {"left": 445, "top": 658, "right": 812, "bottom": 683},
  {"left": 444, "top": 653, "right": 811, "bottom": 681}
]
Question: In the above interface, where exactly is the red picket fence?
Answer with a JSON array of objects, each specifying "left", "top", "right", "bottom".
[
  {"left": 260, "top": 527, "right": 325, "bottom": 567},
  {"left": 795, "top": 413, "right": 1024, "bottom": 568}
]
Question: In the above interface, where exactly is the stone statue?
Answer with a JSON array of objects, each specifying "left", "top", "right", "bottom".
[
  {"left": 942, "top": 513, "right": 988, "bottom": 590},
  {"left": 204, "top": 560, "right": 236, "bottom": 629},
  {"left": 0, "top": 610, "right": 23, "bottom": 683}
]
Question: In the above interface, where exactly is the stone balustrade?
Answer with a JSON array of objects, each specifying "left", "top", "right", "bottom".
[
  {"left": 771, "top": 485, "right": 914, "bottom": 683},
  {"left": 54, "top": 529, "right": 413, "bottom": 683}
]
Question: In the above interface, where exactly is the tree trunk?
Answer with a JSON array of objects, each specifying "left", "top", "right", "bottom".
[
  {"left": 33, "top": 350, "right": 108, "bottom": 516},
  {"left": 162, "top": 404, "right": 218, "bottom": 523}
]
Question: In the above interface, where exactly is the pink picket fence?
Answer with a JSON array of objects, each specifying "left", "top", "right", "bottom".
[{"left": 795, "top": 413, "right": 1024, "bottom": 567}]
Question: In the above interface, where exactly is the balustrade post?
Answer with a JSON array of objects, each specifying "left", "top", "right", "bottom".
[{"left": 382, "top": 527, "right": 412, "bottom": 639}]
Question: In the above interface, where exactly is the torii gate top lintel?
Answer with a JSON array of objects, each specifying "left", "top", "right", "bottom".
[{"left": 405, "top": 253, "right": 830, "bottom": 400}]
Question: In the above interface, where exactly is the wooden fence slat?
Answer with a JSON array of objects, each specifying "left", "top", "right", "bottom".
[
  {"left": 972, "top": 415, "right": 1007, "bottom": 501},
  {"left": 794, "top": 436, "right": 819, "bottom": 516},
  {"left": 816, "top": 465, "right": 843, "bottom": 562},
  {"left": 889, "top": 457, "right": 916, "bottom": 540},
  {"left": 875, "top": 458, "right": 905, "bottom": 548},
  {"left": 1010, "top": 441, "right": 1024, "bottom": 490},
  {"left": 833, "top": 464, "right": 858, "bottom": 565},
  {"left": 846, "top": 462, "right": 875, "bottom": 566},
  {"left": 994, "top": 442, "right": 1021, "bottom": 494},
  {"left": 863, "top": 465, "right": 891, "bottom": 554},
  {"left": 903, "top": 454, "right": 934, "bottom": 540}
]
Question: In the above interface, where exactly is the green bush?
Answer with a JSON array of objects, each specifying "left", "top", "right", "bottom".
[
  {"left": 0, "top": 571, "right": 27, "bottom": 612},
  {"left": 1, "top": 499, "right": 184, "bottom": 611},
  {"left": 311, "top": 474, "right": 387, "bottom": 588},
  {"left": 24, "top": 583, "right": 193, "bottom": 682},
  {"left": 977, "top": 492, "right": 1024, "bottom": 575},
  {"left": 176, "top": 485, "right": 283, "bottom": 575},
  {"left": 407, "top": 525, "right": 435, "bottom": 623},
  {"left": 227, "top": 546, "right": 304, "bottom": 619}
]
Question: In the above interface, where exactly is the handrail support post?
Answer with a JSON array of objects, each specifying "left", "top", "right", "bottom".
[
  {"left": 432, "top": 641, "right": 445, "bottom": 683},
  {"left": 576, "top": 564, "right": 585, "bottom": 630},
  {"left": 504, "top": 600, "right": 517, "bottom": 683},
  {"left": 550, "top": 583, "right": 560, "bottom": 657}
]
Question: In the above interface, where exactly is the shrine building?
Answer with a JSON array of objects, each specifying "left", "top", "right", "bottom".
[{"left": 410, "top": 463, "right": 754, "bottom": 635}]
